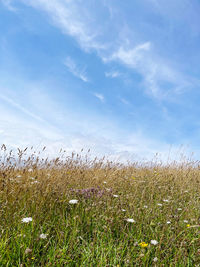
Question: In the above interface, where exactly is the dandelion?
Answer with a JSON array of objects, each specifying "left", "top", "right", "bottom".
[
  {"left": 139, "top": 242, "right": 148, "bottom": 248},
  {"left": 113, "top": 194, "right": 119, "bottom": 198},
  {"left": 39, "top": 233, "right": 47, "bottom": 239},
  {"left": 69, "top": 199, "right": 78, "bottom": 204},
  {"left": 126, "top": 218, "right": 135, "bottom": 223},
  {"left": 22, "top": 217, "right": 32, "bottom": 223},
  {"left": 186, "top": 224, "right": 190, "bottom": 228},
  {"left": 150, "top": 240, "right": 158, "bottom": 245}
]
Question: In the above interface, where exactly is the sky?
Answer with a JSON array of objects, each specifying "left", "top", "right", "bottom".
[{"left": 1, "top": 0, "right": 200, "bottom": 162}]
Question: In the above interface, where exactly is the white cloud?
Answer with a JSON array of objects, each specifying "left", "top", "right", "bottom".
[
  {"left": 64, "top": 56, "right": 88, "bottom": 82},
  {"left": 93, "top": 93, "right": 105, "bottom": 102}
]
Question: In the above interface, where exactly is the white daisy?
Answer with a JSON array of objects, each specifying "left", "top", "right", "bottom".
[
  {"left": 113, "top": 194, "right": 119, "bottom": 198},
  {"left": 39, "top": 233, "right": 47, "bottom": 239},
  {"left": 126, "top": 218, "right": 135, "bottom": 223},
  {"left": 166, "top": 221, "right": 171, "bottom": 224},
  {"left": 163, "top": 199, "right": 170, "bottom": 203},
  {"left": 69, "top": 199, "right": 78, "bottom": 204},
  {"left": 153, "top": 257, "right": 158, "bottom": 262},
  {"left": 22, "top": 217, "right": 32, "bottom": 223},
  {"left": 150, "top": 240, "right": 158, "bottom": 245}
]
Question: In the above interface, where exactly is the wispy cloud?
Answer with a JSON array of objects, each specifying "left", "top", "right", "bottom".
[
  {"left": 17, "top": 0, "right": 195, "bottom": 100},
  {"left": 109, "top": 41, "right": 194, "bottom": 99},
  {"left": 1, "top": 0, "right": 16, "bottom": 11},
  {"left": 0, "top": 93, "right": 45, "bottom": 122},
  {"left": 119, "top": 97, "right": 129, "bottom": 105},
  {"left": 105, "top": 70, "right": 121, "bottom": 78},
  {"left": 19, "top": 0, "right": 107, "bottom": 52},
  {"left": 93, "top": 93, "right": 105, "bottom": 102},
  {"left": 64, "top": 56, "right": 89, "bottom": 82}
]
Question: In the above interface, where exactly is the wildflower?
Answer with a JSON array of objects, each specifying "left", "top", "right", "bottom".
[
  {"left": 186, "top": 224, "right": 190, "bottom": 228},
  {"left": 69, "top": 199, "right": 78, "bottom": 204},
  {"left": 121, "top": 209, "right": 126, "bottom": 212},
  {"left": 157, "top": 203, "right": 163, "bottom": 207},
  {"left": 183, "top": 220, "right": 188, "bottom": 223},
  {"left": 113, "top": 194, "right": 119, "bottom": 198},
  {"left": 153, "top": 257, "right": 158, "bottom": 262},
  {"left": 139, "top": 242, "right": 148, "bottom": 248},
  {"left": 150, "top": 240, "right": 158, "bottom": 245},
  {"left": 103, "top": 181, "right": 107, "bottom": 184},
  {"left": 31, "top": 181, "right": 39, "bottom": 184},
  {"left": 25, "top": 248, "right": 32, "bottom": 254},
  {"left": 17, "top": 175, "right": 22, "bottom": 178},
  {"left": 105, "top": 188, "right": 111, "bottom": 192},
  {"left": 126, "top": 218, "right": 135, "bottom": 223},
  {"left": 39, "top": 233, "right": 47, "bottom": 239},
  {"left": 163, "top": 199, "right": 170, "bottom": 203},
  {"left": 166, "top": 221, "right": 171, "bottom": 224},
  {"left": 144, "top": 205, "right": 148, "bottom": 208},
  {"left": 177, "top": 208, "right": 182, "bottom": 211},
  {"left": 22, "top": 217, "right": 32, "bottom": 223}
]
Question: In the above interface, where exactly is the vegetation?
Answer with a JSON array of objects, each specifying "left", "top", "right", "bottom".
[{"left": 0, "top": 145, "right": 199, "bottom": 266}]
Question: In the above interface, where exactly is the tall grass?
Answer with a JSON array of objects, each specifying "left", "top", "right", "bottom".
[{"left": 0, "top": 145, "right": 199, "bottom": 266}]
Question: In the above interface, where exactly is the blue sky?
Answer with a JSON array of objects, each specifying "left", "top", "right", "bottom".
[{"left": 1, "top": 0, "right": 200, "bottom": 162}]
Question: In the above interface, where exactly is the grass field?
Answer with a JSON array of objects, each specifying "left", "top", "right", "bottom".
[{"left": 0, "top": 145, "right": 200, "bottom": 266}]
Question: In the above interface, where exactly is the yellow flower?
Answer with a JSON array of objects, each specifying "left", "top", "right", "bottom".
[
  {"left": 139, "top": 242, "right": 148, "bottom": 248},
  {"left": 186, "top": 224, "right": 190, "bottom": 227}
]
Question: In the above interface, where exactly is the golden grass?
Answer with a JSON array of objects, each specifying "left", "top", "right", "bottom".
[{"left": 0, "top": 145, "right": 200, "bottom": 266}]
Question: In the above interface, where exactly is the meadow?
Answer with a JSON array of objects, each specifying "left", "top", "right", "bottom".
[{"left": 0, "top": 145, "right": 200, "bottom": 266}]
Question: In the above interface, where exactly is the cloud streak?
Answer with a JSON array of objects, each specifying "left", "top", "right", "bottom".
[
  {"left": 64, "top": 56, "right": 89, "bottom": 82},
  {"left": 0, "top": 93, "right": 46, "bottom": 122},
  {"left": 93, "top": 93, "right": 105, "bottom": 102}
]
